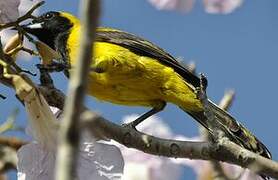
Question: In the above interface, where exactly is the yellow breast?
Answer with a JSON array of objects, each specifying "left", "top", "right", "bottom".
[{"left": 66, "top": 26, "right": 202, "bottom": 111}]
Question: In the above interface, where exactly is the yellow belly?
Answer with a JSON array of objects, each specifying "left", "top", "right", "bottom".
[
  {"left": 69, "top": 41, "right": 203, "bottom": 111},
  {"left": 87, "top": 57, "right": 169, "bottom": 107}
]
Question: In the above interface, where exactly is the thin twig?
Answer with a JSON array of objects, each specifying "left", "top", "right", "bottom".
[
  {"left": 0, "top": 108, "right": 19, "bottom": 134},
  {"left": 218, "top": 90, "right": 235, "bottom": 110},
  {"left": 0, "top": 136, "right": 26, "bottom": 150},
  {"left": 54, "top": 0, "right": 100, "bottom": 180},
  {"left": 188, "top": 64, "right": 231, "bottom": 179},
  {"left": 185, "top": 61, "right": 196, "bottom": 74},
  {"left": 7, "top": 46, "right": 39, "bottom": 57},
  {"left": 207, "top": 90, "right": 235, "bottom": 180}
]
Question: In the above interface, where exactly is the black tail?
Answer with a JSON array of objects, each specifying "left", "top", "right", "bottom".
[{"left": 181, "top": 100, "right": 271, "bottom": 180}]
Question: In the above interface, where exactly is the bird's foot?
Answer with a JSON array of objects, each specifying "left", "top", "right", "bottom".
[
  {"left": 36, "top": 62, "right": 70, "bottom": 73},
  {"left": 122, "top": 122, "right": 138, "bottom": 131}
]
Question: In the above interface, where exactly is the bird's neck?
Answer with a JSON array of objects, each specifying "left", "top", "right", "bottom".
[
  {"left": 54, "top": 24, "right": 81, "bottom": 65},
  {"left": 55, "top": 31, "right": 71, "bottom": 63}
]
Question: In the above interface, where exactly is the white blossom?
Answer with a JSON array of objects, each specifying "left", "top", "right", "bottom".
[
  {"left": 0, "top": 0, "right": 20, "bottom": 24},
  {"left": 148, "top": 0, "right": 195, "bottom": 13},
  {"left": 203, "top": 0, "right": 243, "bottom": 14},
  {"left": 18, "top": 107, "right": 124, "bottom": 180},
  {"left": 147, "top": 0, "right": 244, "bottom": 14}
]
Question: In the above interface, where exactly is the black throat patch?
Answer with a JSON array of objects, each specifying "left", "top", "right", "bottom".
[{"left": 55, "top": 31, "right": 71, "bottom": 63}]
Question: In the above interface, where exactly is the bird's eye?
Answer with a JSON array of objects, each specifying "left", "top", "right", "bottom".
[{"left": 45, "top": 13, "right": 54, "bottom": 19}]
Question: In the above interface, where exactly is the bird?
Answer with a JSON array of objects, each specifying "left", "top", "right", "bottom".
[{"left": 21, "top": 11, "right": 271, "bottom": 179}]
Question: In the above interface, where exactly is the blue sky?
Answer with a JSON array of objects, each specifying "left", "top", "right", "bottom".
[{"left": 1, "top": 0, "right": 278, "bottom": 179}]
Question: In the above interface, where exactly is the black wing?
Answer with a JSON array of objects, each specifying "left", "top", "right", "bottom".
[{"left": 95, "top": 28, "right": 200, "bottom": 88}]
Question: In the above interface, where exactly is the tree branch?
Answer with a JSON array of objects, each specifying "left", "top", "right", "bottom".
[
  {"left": 81, "top": 110, "right": 278, "bottom": 179},
  {"left": 54, "top": 0, "right": 100, "bottom": 180}
]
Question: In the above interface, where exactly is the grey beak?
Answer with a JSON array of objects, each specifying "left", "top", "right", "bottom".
[
  {"left": 23, "top": 22, "right": 43, "bottom": 29},
  {"left": 17, "top": 22, "right": 44, "bottom": 36}
]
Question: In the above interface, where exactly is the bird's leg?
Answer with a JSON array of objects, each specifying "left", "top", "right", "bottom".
[
  {"left": 38, "top": 66, "right": 54, "bottom": 87},
  {"left": 124, "top": 102, "right": 166, "bottom": 128},
  {"left": 36, "top": 61, "right": 70, "bottom": 73}
]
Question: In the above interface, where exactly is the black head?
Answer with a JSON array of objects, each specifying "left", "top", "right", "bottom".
[{"left": 22, "top": 11, "right": 74, "bottom": 49}]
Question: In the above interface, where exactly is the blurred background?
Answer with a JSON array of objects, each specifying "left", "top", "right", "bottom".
[{"left": 0, "top": 0, "right": 278, "bottom": 179}]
